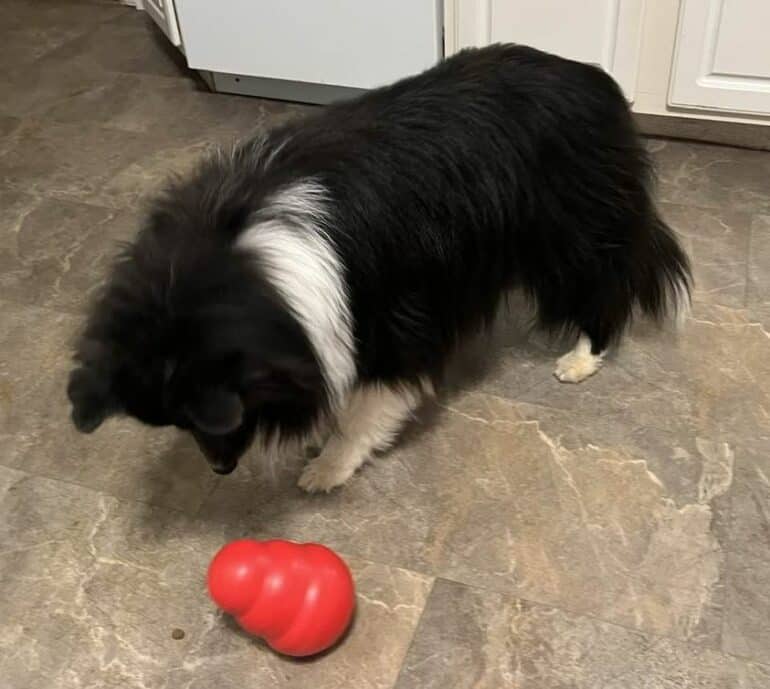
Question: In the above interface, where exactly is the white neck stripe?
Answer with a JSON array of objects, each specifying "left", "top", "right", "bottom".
[{"left": 236, "top": 181, "right": 356, "bottom": 405}]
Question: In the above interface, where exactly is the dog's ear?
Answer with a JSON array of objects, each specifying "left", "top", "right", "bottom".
[
  {"left": 184, "top": 387, "right": 243, "bottom": 436},
  {"left": 67, "top": 366, "right": 118, "bottom": 433}
]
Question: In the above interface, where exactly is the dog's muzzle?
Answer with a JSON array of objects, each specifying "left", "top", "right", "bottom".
[{"left": 192, "top": 430, "right": 240, "bottom": 475}]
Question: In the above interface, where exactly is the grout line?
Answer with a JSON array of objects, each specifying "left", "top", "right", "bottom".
[
  {"left": 389, "top": 577, "right": 437, "bottom": 689},
  {"left": 744, "top": 215, "right": 756, "bottom": 308},
  {"left": 424, "top": 575, "right": 770, "bottom": 670}
]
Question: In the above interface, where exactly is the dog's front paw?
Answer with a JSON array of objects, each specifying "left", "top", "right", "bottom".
[{"left": 298, "top": 456, "right": 357, "bottom": 493}]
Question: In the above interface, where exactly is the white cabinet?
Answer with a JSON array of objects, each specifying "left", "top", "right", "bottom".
[
  {"left": 448, "top": 0, "right": 770, "bottom": 122},
  {"left": 669, "top": 0, "right": 770, "bottom": 116},
  {"left": 448, "top": 0, "right": 644, "bottom": 97},
  {"left": 143, "top": 0, "right": 181, "bottom": 47}
]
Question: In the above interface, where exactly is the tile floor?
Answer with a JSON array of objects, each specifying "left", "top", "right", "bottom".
[{"left": 1, "top": 2, "right": 769, "bottom": 688}]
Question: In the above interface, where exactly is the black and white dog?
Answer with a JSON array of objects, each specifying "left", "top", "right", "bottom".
[{"left": 67, "top": 44, "right": 691, "bottom": 491}]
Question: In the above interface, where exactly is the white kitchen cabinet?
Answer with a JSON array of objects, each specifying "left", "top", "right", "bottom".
[
  {"left": 447, "top": 0, "right": 645, "bottom": 98},
  {"left": 669, "top": 0, "right": 770, "bottom": 116},
  {"left": 447, "top": 0, "right": 770, "bottom": 124},
  {"left": 143, "top": 0, "right": 181, "bottom": 47}
]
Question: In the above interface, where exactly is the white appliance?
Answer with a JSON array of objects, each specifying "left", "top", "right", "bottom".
[{"left": 162, "top": 1, "right": 443, "bottom": 103}]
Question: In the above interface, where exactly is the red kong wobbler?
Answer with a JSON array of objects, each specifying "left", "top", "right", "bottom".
[{"left": 207, "top": 539, "right": 356, "bottom": 656}]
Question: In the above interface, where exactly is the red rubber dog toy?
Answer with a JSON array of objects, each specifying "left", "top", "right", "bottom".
[{"left": 207, "top": 539, "right": 355, "bottom": 657}]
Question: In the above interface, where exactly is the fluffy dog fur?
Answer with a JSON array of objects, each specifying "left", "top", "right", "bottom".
[{"left": 68, "top": 44, "right": 691, "bottom": 491}]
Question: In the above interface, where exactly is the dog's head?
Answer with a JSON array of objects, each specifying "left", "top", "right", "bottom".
[{"left": 68, "top": 202, "right": 326, "bottom": 475}]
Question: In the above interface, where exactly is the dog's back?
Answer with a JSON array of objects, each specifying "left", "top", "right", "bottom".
[
  {"left": 253, "top": 44, "right": 690, "bottom": 380},
  {"left": 69, "top": 44, "right": 691, "bottom": 487}
]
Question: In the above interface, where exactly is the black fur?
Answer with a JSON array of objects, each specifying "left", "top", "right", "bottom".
[{"left": 68, "top": 44, "right": 691, "bottom": 474}]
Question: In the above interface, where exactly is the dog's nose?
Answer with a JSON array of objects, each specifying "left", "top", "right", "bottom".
[
  {"left": 210, "top": 461, "right": 237, "bottom": 475},
  {"left": 192, "top": 428, "right": 250, "bottom": 477}
]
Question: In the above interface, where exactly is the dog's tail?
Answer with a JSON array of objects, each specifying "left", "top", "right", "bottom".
[{"left": 636, "top": 211, "right": 692, "bottom": 328}]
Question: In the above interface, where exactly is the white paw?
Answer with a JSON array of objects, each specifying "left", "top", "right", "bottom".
[
  {"left": 554, "top": 349, "right": 603, "bottom": 383},
  {"left": 298, "top": 457, "right": 356, "bottom": 493}
]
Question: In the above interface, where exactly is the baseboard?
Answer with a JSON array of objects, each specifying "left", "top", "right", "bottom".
[{"left": 635, "top": 113, "right": 770, "bottom": 151}]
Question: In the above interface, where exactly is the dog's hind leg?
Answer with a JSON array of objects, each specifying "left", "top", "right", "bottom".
[
  {"left": 553, "top": 289, "right": 628, "bottom": 383},
  {"left": 554, "top": 332, "right": 606, "bottom": 383},
  {"left": 298, "top": 380, "right": 429, "bottom": 492}
]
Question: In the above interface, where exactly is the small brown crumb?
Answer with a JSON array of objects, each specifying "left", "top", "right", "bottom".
[{"left": 171, "top": 628, "right": 185, "bottom": 640}]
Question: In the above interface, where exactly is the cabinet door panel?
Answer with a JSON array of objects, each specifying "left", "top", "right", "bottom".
[
  {"left": 670, "top": 0, "right": 770, "bottom": 116},
  {"left": 453, "top": 0, "right": 644, "bottom": 97},
  {"left": 144, "top": 0, "right": 181, "bottom": 47}
]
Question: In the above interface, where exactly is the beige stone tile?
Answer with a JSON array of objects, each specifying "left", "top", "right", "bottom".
[
  {"left": 0, "top": 191, "right": 136, "bottom": 312},
  {"left": 0, "top": 45, "right": 119, "bottom": 121},
  {"left": 0, "top": 466, "right": 432, "bottom": 689},
  {"left": 0, "top": 119, "right": 213, "bottom": 210},
  {"left": 462, "top": 301, "right": 768, "bottom": 513},
  {"left": 0, "top": 467, "right": 197, "bottom": 689},
  {"left": 0, "top": 0, "right": 125, "bottom": 66},
  {"left": 46, "top": 10, "right": 190, "bottom": 80},
  {"left": 650, "top": 139, "right": 770, "bottom": 215},
  {"left": 0, "top": 119, "right": 163, "bottom": 207},
  {"left": 660, "top": 202, "right": 751, "bottom": 309},
  {"left": 394, "top": 579, "right": 770, "bottom": 689}
]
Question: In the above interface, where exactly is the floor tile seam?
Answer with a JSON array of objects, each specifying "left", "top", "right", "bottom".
[{"left": 425, "top": 575, "right": 770, "bottom": 668}]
